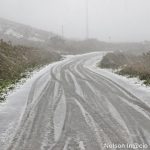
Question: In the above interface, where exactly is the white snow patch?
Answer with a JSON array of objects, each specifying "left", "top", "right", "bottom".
[
  {"left": 142, "top": 129, "right": 150, "bottom": 144},
  {"left": 106, "top": 99, "right": 133, "bottom": 142},
  {"left": 0, "top": 121, "right": 17, "bottom": 150},
  {"left": 74, "top": 99, "right": 103, "bottom": 147},
  {"left": 54, "top": 94, "right": 66, "bottom": 142},
  {"left": 66, "top": 71, "right": 84, "bottom": 98},
  {"left": 5, "top": 29, "right": 23, "bottom": 39},
  {"left": 86, "top": 52, "right": 150, "bottom": 106},
  {"left": 63, "top": 137, "right": 71, "bottom": 150},
  {"left": 32, "top": 72, "right": 51, "bottom": 104},
  {"left": 28, "top": 37, "right": 44, "bottom": 42},
  {"left": 119, "top": 96, "right": 150, "bottom": 120},
  {"left": 0, "top": 58, "right": 70, "bottom": 149},
  {"left": 78, "top": 141, "right": 86, "bottom": 150}
]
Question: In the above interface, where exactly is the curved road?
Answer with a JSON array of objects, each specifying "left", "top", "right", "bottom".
[{"left": 6, "top": 53, "right": 150, "bottom": 150}]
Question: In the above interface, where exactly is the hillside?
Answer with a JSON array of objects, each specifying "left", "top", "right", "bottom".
[
  {"left": 0, "top": 18, "right": 56, "bottom": 48},
  {"left": 1, "top": 18, "right": 150, "bottom": 54},
  {"left": 0, "top": 39, "right": 61, "bottom": 101}
]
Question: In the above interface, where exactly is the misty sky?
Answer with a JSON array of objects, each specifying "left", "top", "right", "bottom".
[{"left": 0, "top": 0, "right": 150, "bottom": 42}]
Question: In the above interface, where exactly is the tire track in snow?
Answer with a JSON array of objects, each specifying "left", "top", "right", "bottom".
[{"left": 4, "top": 52, "right": 150, "bottom": 150}]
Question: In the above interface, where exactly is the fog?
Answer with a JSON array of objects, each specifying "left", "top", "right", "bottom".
[{"left": 0, "top": 0, "right": 150, "bottom": 42}]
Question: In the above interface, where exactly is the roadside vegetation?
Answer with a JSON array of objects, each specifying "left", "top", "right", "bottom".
[
  {"left": 99, "top": 51, "right": 150, "bottom": 85},
  {"left": 0, "top": 39, "right": 61, "bottom": 101}
]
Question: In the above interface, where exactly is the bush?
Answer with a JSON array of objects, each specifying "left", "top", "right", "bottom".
[
  {"left": 0, "top": 39, "right": 61, "bottom": 101},
  {"left": 100, "top": 52, "right": 130, "bottom": 69},
  {"left": 100, "top": 51, "right": 150, "bottom": 85}
]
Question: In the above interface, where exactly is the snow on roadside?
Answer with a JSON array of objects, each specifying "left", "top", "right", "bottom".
[
  {"left": 86, "top": 52, "right": 150, "bottom": 105},
  {"left": 0, "top": 51, "right": 150, "bottom": 148},
  {"left": 0, "top": 57, "right": 69, "bottom": 149},
  {"left": 54, "top": 94, "right": 66, "bottom": 142},
  {"left": 0, "top": 63, "right": 54, "bottom": 149}
]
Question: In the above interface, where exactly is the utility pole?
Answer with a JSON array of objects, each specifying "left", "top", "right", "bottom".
[
  {"left": 86, "top": 0, "right": 89, "bottom": 39},
  {"left": 62, "top": 25, "right": 64, "bottom": 39},
  {"left": 108, "top": 36, "right": 111, "bottom": 42}
]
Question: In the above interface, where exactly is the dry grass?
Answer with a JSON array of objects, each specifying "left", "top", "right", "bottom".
[
  {"left": 100, "top": 52, "right": 150, "bottom": 85},
  {"left": 0, "top": 39, "right": 61, "bottom": 101}
]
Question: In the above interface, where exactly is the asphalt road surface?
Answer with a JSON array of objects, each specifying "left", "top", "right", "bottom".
[{"left": 5, "top": 53, "right": 150, "bottom": 150}]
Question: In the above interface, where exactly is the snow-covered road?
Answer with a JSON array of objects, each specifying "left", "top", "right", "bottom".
[{"left": 1, "top": 52, "right": 150, "bottom": 150}]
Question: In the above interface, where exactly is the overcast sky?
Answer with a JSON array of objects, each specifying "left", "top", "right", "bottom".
[{"left": 0, "top": 0, "right": 150, "bottom": 42}]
